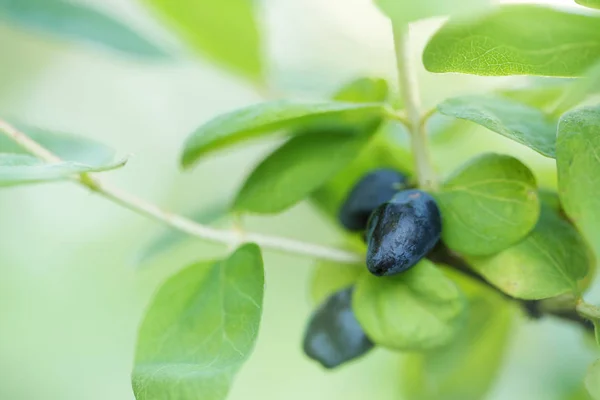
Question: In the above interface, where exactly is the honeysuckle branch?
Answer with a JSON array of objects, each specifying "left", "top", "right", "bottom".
[
  {"left": 392, "top": 23, "right": 438, "bottom": 192},
  {"left": 0, "top": 118, "right": 363, "bottom": 264}
]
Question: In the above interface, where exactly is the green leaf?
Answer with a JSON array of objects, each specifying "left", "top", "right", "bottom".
[
  {"left": 0, "top": 153, "right": 125, "bottom": 186},
  {"left": 437, "top": 95, "right": 557, "bottom": 157},
  {"left": 551, "top": 61, "right": 600, "bottom": 115},
  {"left": 586, "top": 360, "right": 600, "bottom": 400},
  {"left": 353, "top": 260, "right": 466, "bottom": 351},
  {"left": 467, "top": 205, "right": 591, "bottom": 300},
  {"left": 557, "top": 106, "right": 600, "bottom": 257},
  {"left": 0, "top": 120, "right": 116, "bottom": 166},
  {"left": 311, "top": 132, "right": 412, "bottom": 219},
  {"left": 423, "top": 5, "right": 600, "bottom": 77},
  {"left": 576, "top": 302, "right": 600, "bottom": 347},
  {"left": 401, "top": 275, "right": 513, "bottom": 400},
  {"left": 132, "top": 244, "right": 264, "bottom": 400},
  {"left": 0, "top": 0, "right": 166, "bottom": 57},
  {"left": 234, "top": 128, "right": 375, "bottom": 214},
  {"left": 333, "top": 77, "right": 389, "bottom": 103},
  {"left": 374, "top": 0, "right": 489, "bottom": 26},
  {"left": 435, "top": 153, "right": 539, "bottom": 256},
  {"left": 310, "top": 260, "right": 364, "bottom": 306},
  {"left": 136, "top": 203, "right": 230, "bottom": 265},
  {"left": 141, "top": 0, "right": 261, "bottom": 80},
  {"left": 181, "top": 101, "right": 386, "bottom": 168},
  {"left": 498, "top": 78, "right": 574, "bottom": 110},
  {"left": 577, "top": 0, "right": 600, "bottom": 10}
]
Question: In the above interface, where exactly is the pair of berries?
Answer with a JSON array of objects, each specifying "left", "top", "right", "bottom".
[{"left": 304, "top": 169, "right": 443, "bottom": 368}]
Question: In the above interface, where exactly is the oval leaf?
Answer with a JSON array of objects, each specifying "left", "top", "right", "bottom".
[
  {"left": 353, "top": 260, "right": 467, "bottom": 351},
  {"left": 310, "top": 260, "right": 364, "bottom": 306},
  {"left": 142, "top": 0, "right": 262, "bottom": 80},
  {"left": 132, "top": 244, "right": 264, "bottom": 400},
  {"left": 436, "top": 153, "right": 539, "bottom": 256},
  {"left": 233, "top": 128, "right": 375, "bottom": 214},
  {"left": 437, "top": 95, "right": 557, "bottom": 157},
  {"left": 467, "top": 205, "right": 591, "bottom": 300},
  {"left": 332, "top": 77, "right": 389, "bottom": 103},
  {"left": 0, "top": 120, "right": 116, "bottom": 166},
  {"left": 577, "top": 0, "right": 600, "bottom": 10},
  {"left": 401, "top": 275, "right": 513, "bottom": 400},
  {"left": 181, "top": 101, "right": 385, "bottom": 168},
  {"left": 0, "top": 0, "right": 166, "bottom": 57},
  {"left": 0, "top": 153, "right": 125, "bottom": 186},
  {"left": 423, "top": 5, "right": 600, "bottom": 77},
  {"left": 375, "top": 0, "right": 489, "bottom": 26},
  {"left": 587, "top": 360, "right": 600, "bottom": 400},
  {"left": 558, "top": 106, "right": 600, "bottom": 257}
]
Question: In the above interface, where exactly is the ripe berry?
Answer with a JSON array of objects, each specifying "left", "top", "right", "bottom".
[
  {"left": 338, "top": 169, "right": 408, "bottom": 232},
  {"left": 366, "top": 189, "right": 442, "bottom": 276},
  {"left": 302, "top": 287, "right": 374, "bottom": 369}
]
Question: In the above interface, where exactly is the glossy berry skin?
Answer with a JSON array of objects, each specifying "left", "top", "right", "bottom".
[
  {"left": 366, "top": 189, "right": 442, "bottom": 276},
  {"left": 338, "top": 169, "right": 408, "bottom": 232},
  {"left": 302, "top": 287, "right": 374, "bottom": 369}
]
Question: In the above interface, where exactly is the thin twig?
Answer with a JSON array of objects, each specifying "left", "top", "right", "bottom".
[{"left": 0, "top": 118, "right": 364, "bottom": 264}]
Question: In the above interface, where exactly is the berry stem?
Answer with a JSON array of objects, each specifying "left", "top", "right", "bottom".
[
  {"left": 0, "top": 118, "right": 363, "bottom": 265},
  {"left": 392, "top": 23, "right": 438, "bottom": 191}
]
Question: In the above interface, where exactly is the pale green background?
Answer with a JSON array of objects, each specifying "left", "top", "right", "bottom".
[{"left": 0, "top": 0, "right": 597, "bottom": 399}]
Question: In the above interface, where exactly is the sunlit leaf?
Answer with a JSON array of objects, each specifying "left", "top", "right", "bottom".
[
  {"left": 435, "top": 153, "right": 539, "bottom": 256},
  {"left": 0, "top": 0, "right": 166, "bottom": 57},
  {"left": 332, "top": 77, "right": 389, "bottom": 103},
  {"left": 437, "top": 95, "right": 557, "bottom": 157},
  {"left": 402, "top": 275, "right": 513, "bottom": 400},
  {"left": 374, "top": 0, "right": 489, "bottom": 25},
  {"left": 586, "top": 360, "right": 600, "bottom": 400},
  {"left": 181, "top": 101, "right": 386, "bottom": 168},
  {"left": 424, "top": 5, "right": 600, "bottom": 77},
  {"left": 132, "top": 244, "right": 264, "bottom": 400},
  {"left": 310, "top": 260, "right": 364, "bottom": 305},
  {"left": 234, "top": 127, "right": 376, "bottom": 214},
  {"left": 141, "top": 0, "right": 262, "bottom": 79},
  {"left": 353, "top": 260, "right": 466, "bottom": 351},
  {"left": 557, "top": 106, "right": 600, "bottom": 257},
  {"left": 577, "top": 0, "right": 600, "bottom": 10},
  {"left": 467, "top": 205, "right": 591, "bottom": 300}
]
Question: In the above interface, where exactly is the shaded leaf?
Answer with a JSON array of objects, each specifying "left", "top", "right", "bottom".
[
  {"left": 401, "top": 274, "right": 513, "bottom": 400},
  {"left": 0, "top": 0, "right": 166, "bottom": 57},
  {"left": 437, "top": 95, "right": 557, "bottom": 157},
  {"left": 353, "top": 260, "right": 466, "bottom": 351},
  {"left": 0, "top": 153, "right": 124, "bottom": 186},
  {"left": 132, "top": 244, "right": 264, "bottom": 400},
  {"left": 141, "top": 0, "right": 261, "bottom": 79},
  {"left": 181, "top": 101, "right": 386, "bottom": 168},
  {"left": 423, "top": 5, "right": 600, "bottom": 77},
  {"left": 233, "top": 128, "right": 375, "bottom": 214},
  {"left": 557, "top": 106, "right": 600, "bottom": 257},
  {"left": 467, "top": 205, "right": 591, "bottom": 300},
  {"left": 435, "top": 153, "right": 539, "bottom": 256}
]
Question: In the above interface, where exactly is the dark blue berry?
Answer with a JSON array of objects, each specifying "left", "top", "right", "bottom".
[
  {"left": 302, "top": 287, "right": 374, "bottom": 369},
  {"left": 366, "top": 189, "right": 442, "bottom": 276},
  {"left": 339, "top": 169, "right": 408, "bottom": 231}
]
